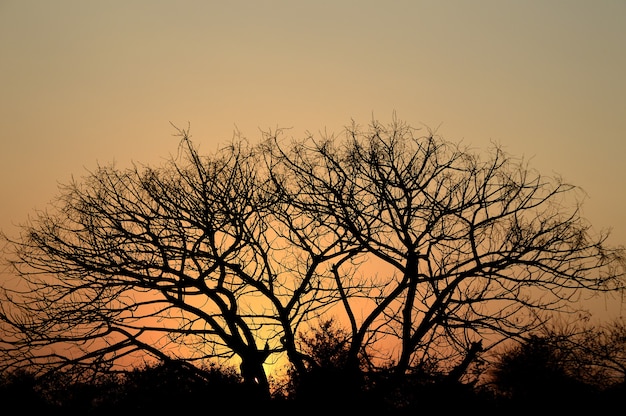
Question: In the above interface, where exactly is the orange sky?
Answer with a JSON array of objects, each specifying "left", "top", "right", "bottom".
[{"left": 1, "top": 0, "right": 625, "bottom": 321}]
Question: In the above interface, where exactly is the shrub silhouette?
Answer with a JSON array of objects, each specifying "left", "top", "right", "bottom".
[
  {"left": 0, "top": 370, "right": 51, "bottom": 413},
  {"left": 488, "top": 335, "right": 601, "bottom": 412}
]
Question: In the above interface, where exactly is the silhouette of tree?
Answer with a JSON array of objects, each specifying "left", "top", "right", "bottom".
[
  {"left": 285, "top": 319, "right": 359, "bottom": 401},
  {"left": 572, "top": 317, "right": 626, "bottom": 390},
  {"left": 264, "top": 116, "right": 625, "bottom": 384},
  {"left": 489, "top": 334, "right": 587, "bottom": 401},
  {"left": 1, "top": 117, "right": 624, "bottom": 401},
  {"left": 487, "top": 317, "right": 626, "bottom": 411},
  {"left": 0, "top": 127, "right": 331, "bottom": 398}
]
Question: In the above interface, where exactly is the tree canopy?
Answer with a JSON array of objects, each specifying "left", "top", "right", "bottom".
[{"left": 1, "top": 118, "right": 624, "bottom": 398}]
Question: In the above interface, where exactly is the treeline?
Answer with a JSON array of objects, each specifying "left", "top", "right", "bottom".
[{"left": 2, "top": 319, "right": 624, "bottom": 415}]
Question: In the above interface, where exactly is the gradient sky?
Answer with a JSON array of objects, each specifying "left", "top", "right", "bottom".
[{"left": 1, "top": 0, "right": 625, "bottom": 320}]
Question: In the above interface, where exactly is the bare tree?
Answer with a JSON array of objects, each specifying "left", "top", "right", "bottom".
[
  {"left": 0, "top": 127, "right": 349, "bottom": 397},
  {"left": 264, "top": 116, "right": 625, "bottom": 381},
  {"left": 1, "top": 118, "right": 624, "bottom": 400}
]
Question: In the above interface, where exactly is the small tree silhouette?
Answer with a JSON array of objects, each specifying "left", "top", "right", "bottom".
[
  {"left": 287, "top": 319, "right": 359, "bottom": 401},
  {"left": 488, "top": 318, "right": 626, "bottom": 411}
]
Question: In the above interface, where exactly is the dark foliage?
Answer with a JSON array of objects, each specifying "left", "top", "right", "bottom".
[
  {"left": 0, "top": 369, "right": 51, "bottom": 413},
  {"left": 0, "top": 361, "right": 262, "bottom": 415},
  {"left": 0, "top": 358, "right": 622, "bottom": 416},
  {"left": 486, "top": 329, "right": 625, "bottom": 413}
]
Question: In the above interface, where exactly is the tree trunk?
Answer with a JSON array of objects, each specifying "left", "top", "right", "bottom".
[{"left": 239, "top": 357, "right": 271, "bottom": 399}]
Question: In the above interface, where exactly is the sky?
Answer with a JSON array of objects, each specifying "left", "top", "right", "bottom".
[{"left": 1, "top": 0, "right": 625, "bottom": 320}]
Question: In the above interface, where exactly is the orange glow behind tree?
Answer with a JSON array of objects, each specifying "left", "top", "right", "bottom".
[{"left": 1, "top": 118, "right": 624, "bottom": 399}]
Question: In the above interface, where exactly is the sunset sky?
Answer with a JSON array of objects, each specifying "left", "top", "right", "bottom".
[{"left": 1, "top": 0, "right": 625, "bottom": 320}]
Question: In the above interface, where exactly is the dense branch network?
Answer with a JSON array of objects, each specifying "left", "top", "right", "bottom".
[{"left": 1, "top": 119, "right": 623, "bottom": 396}]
